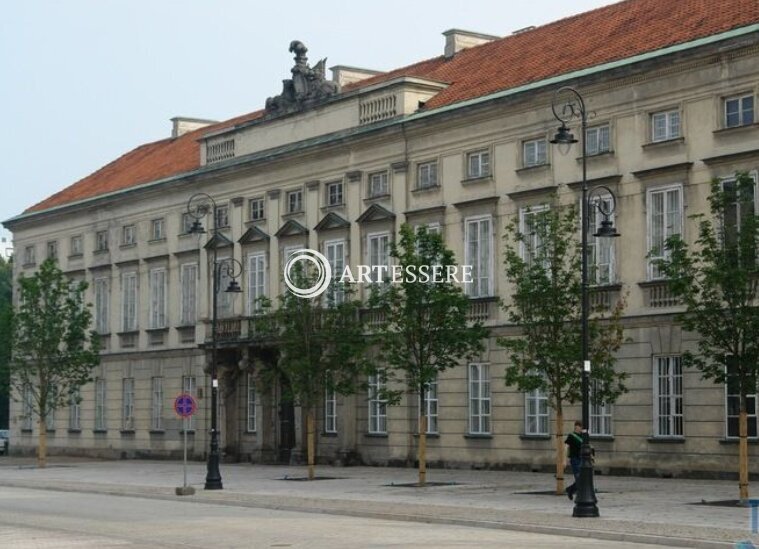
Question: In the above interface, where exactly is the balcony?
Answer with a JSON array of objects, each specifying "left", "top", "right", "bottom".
[
  {"left": 215, "top": 318, "right": 242, "bottom": 341},
  {"left": 639, "top": 280, "right": 681, "bottom": 308},
  {"left": 589, "top": 284, "right": 622, "bottom": 312},
  {"left": 467, "top": 297, "right": 497, "bottom": 323}
]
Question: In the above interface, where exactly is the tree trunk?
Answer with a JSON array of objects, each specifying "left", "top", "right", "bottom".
[
  {"left": 37, "top": 416, "right": 47, "bottom": 469},
  {"left": 419, "top": 414, "right": 427, "bottom": 487},
  {"left": 307, "top": 408, "right": 315, "bottom": 481},
  {"left": 555, "top": 406, "right": 564, "bottom": 495},
  {"left": 739, "top": 402, "right": 750, "bottom": 503}
]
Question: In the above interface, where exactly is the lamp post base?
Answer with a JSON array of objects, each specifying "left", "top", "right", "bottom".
[
  {"left": 572, "top": 437, "right": 599, "bottom": 517},
  {"left": 204, "top": 430, "right": 223, "bottom": 490}
]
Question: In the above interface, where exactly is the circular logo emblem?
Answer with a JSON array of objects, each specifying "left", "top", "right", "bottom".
[{"left": 283, "top": 249, "right": 332, "bottom": 299}]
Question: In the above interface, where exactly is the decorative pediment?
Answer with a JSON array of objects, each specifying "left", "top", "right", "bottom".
[
  {"left": 275, "top": 219, "right": 309, "bottom": 238},
  {"left": 314, "top": 212, "right": 350, "bottom": 232},
  {"left": 238, "top": 226, "right": 270, "bottom": 244},
  {"left": 203, "top": 232, "right": 234, "bottom": 250},
  {"left": 356, "top": 203, "right": 396, "bottom": 224}
]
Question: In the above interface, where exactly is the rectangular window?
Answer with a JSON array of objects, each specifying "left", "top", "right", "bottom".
[
  {"left": 651, "top": 110, "right": 680, "bottom": 142},
  {"left": 23, "top": 245, "right": 35, "bottom": 265},
  {"left": 70, "top": 235, "right": 83, "bottom": 256},
  {"left": 68, "top": 389, "right": 81, "bottom": 430},
  {"left": 417, "top": 161, "right": 438, "bottom": 189},
  {"left": 585, "top": 124, "right": 611, "bottom": 156},
  {"left": 726, "top": 358, "right": 758, "bottom": 439},
  {"left": 325, "top": 388, "right": 337, "bottom": 434},
  {"left": 249, "top": 198, "right": 265, "bottom": 221},
  {"left": 325, "top": 240, "right": 346, "bottom": 304},
  {"left": 464, "top": 215, "right": 492, "bottom": 297},
  {"left": 94, "top": 378, "right": 106, "bottom": 431},
  {"left": 216, "top": 257, "right": 234, "bottom": 318},
  {"left": 523, "top": 138, "right": 547, "bottom": 168},
  {"left": 326, "top": 182, "right": 344, "bottom": 206},
  {"left": 182, "top": 376, "right": 196, "bottom": 430},
  {"left": 151, "top": 377, "right": 163, "bottom": 431},
  {"left": 287, "top": 190, "right": 303, "bottom": 213},
  {"left": 94, "top": 277, "right": 110, "bottom": 334},
  {"left": 121, "top": 271, "right": 138, "bottom": 332},
  {"left": 587, "top": 195, "right": 615, "bottom": 285},
  {"left": 590, "top": 380, "right": 612, "bottom": 436},
  {"left": 647, "top": 185, "right": 682, "bottom": 280},
  {"left": 421, "top": 376, "right": 439, "bottom": 434},
  {"left": 247, "top": 254, "right": 266, "bottom": 314},
  {"left": 467, "top": 150, "right": 491, "bottom": 178},
  {"left": 653, "top": 355, "right": 683, "bottom": 437},
  {"left": 367, "top": 233, "right": 390, "bottom": 283},
  {"left": 22, "top": 383, "right": 34, "bottom": 430},
  {"left": 149, "top": 268, "right": 167, "bottom": 329},
  {"left": 122, "top": 225, "right": 136, "bottom": 246},
  {"left": 721, "top": 173, "right": 757, "bottom": 243},
  {"left": 45, "top": 397, "right": 56, "bottom": 431},
  {"left": 368, "top": 171, "right": 389, "bottom": 197},
  {"left": 122, "top": 378, "right": 135, "bottom": 430},
  {"left": 368, "top": 373, "right": 387, "bottom": 434},
  {"left": 725, "top": 95, "right": 754, "bottom": 128},
  {"left": 46, "top": 241, "right": 58, "bottom": 261},
  {"left": 519, "top": 205, "right": 549, "bottom": 268},
  {"left": 525, "top": 386, "right": 549, "bottom": 435},
  {"left": 214, "top": 205, "right": 229, "bottom": 228},
  {"left": 181, "top": 212, "right": 194, "bottom": 234},
  {"left": 247, "top": 373, "right": 257, "bottom": 432},
  {"left": 469, "top": 363, "right": 491, "bottom": 434},
  {"left": 150, "top": 218, "right": 165, "bottom": 241},
  {"left": 180, "top": 263, "right": 198, "bottom": 325},
  {"left": 95, "top": 230, "right": 109, "bottom": 252}
]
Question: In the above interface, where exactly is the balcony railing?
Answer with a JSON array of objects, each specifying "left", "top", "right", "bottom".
[
  {"left": 589, "top": 284, "right": 622, "bottom": 312},
  {"left": 215, "top": 318, "right": 242, "bottom": 341},
  {"left": 467, "top": 297, "right": 496, "bottom": 323},
  {"left": 640, "top": 280, "right": 680, "bottom": 308}
]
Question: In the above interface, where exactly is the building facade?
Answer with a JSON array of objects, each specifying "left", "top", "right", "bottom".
[{"left": 4, "top": 0, "right": 759, "bottom": 478}]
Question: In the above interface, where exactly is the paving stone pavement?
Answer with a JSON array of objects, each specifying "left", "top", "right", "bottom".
[{"left": 0, "top": 457, "right": 757, "bottom": 548}]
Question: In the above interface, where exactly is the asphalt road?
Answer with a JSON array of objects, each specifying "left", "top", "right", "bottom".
[{"left": 0, "top": 486, "right": 668, "bottom": 548}]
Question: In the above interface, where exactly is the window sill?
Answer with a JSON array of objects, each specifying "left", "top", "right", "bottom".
[
  {"left": 713, "top": 122, "right": 759, "bottom": 135},
  {"left": 719, "top": 438, "right": 759, "bottom": 445},
  {"left": 244, "top": 218, "right": 267, "bottom": 226},
  {"left": 119, "top": 243, "right": 137, "bottom": 250},
  {"left": 149, "top": 430, "right": 165, "bottom": 435},
  {"left": 68, "top": 254, "right": 84, "bottom": 260},
  {"left": 67, "top": 429, "right": 82, "bottom": 434},
  {"left": 281, "top": 211, "right": 304, "bottom": 219},
  {"left": 321, "top": 203, "right": 346, "bottom": 211},
  {"left": 22, "top": 262, "right": 36, "bottom": 268},
  {"left": 576, "top": 150, "right": 614, "bottom": 161},
  {"left": 411, "top": 184, "right": 441, "bottom": 194},
  {"left": 590, "top": 435, "right": 615, "bottom": 441},
  {"left": 179, "top": 429, "right": 196, "bottom": 435},
  {"left": 148, "top": 238, "right": 167, "bottom": 244},
  {"left": 515, "top": 163, "right": 550, "bottom": 174},
  {"left": 413, "top": 433, "right": 440, "bottom": 439},
  {"left": 519, "top": 434, "right": 550, "bottom": 440},
  {"left": 637, "top": 279, "right": 671, "bottom": 288},
  {"left": 364, "top": 432, "right": 388, "bottom": 438},
  {"left": 21, "top": 429, "right": 33, "bottom": 433},
  {"left": 321, "top": 432, "right": 338, "bottom": 438},
  {"left": 93, "top": 429, "right": 107, "bottom": 434},
  {"left": 364, "top": 193, "right": 391, "bottom": 202},
  {"left": 120, "top": 429, "right": 135, "bottom": 435},
  {"left": 647, "top": 436, "right": 685, "bottom": 443},
  {"left": 117, "top": 330, "right": 139, "bottom": 336},
  {"left": 145, "top": 327, "right": 169, "bottom": 333},
  {"left": 464, "top": 433, "right": 493, "bottom": 439},
  {"left": 93, "top": 249, "right": 109, "bottom": 255},
  {"left": 461, "top": 175, "right": 492, "bottom": 185},
  {"left": 642, "top": 137, "right": 685, "bottom": 149}
]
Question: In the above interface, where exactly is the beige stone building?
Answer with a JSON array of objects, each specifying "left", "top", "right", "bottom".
[{"left": 4, "top": 0, "right": 759, "bottom": 478}]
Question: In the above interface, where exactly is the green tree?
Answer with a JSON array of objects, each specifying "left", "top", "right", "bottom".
[
  {"left": 657, "top": 172, "right": 759, "bottom": 503},
  {"left": 257, "top": 266, "right": 369, "bottom": 480},
  {"left": 370, "top": 224, "right": 488, "bottom": 486},
  {"left": 6, "top": 259, "right": 100, "bottom": 467},
  {"left": 0, "top": 256, "right": 13, "bottom": 429},
  {"left": 500, "top": 203, "right": 627, "bottom": 495}
]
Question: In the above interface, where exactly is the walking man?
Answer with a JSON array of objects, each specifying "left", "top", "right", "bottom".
[{"left": 565, "top": 420, "right": 584, "bottom": 500}]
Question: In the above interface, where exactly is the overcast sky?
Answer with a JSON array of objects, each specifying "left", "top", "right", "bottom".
[{"left": 0, "top": 0, "right": 616, "bottom": 232}]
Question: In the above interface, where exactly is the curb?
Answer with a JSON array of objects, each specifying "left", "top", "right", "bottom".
[{"left": 2, "top": 479, "right": 738, "bottom": 549}]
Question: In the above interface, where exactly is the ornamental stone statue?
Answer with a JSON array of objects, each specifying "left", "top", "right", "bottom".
[{"left": 265, "top": 41, "right": 341, "bottom": 116}]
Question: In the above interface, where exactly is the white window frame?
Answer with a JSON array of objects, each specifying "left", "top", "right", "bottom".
[
  {"left": 70, "top": 235, "right": 83, "bottom": 256},
  {"left": 122, "top": 225, "right": 136, "bottom": 246},
  {"left": 417, "top": 161, "right": 438, "bottom": 189},
  {"left": 214, "top": 205, "right": 230, "bottom": 228},
  {"left": 585, "top": 123, "right": 611, "bottom": 156},
  {"left": 121, "top": 271, "right": 138, "bottom": 332},
  {"left": 287, "top": 190, "right": 303, "bottom": 213},
  {"left": 367, "top": 232, "right": 390, "bottom": 283},
  {"left": 216, "top": 257, "right": 234, "bottom": 319},
  {"left": 725, "top": 359, "right": 758, "bottom": 440},
  {"left": 720, "top": 171, "right": 758, "bottom": 237},
  {"left": 519, "top": 205, "right": 550, "bottom": 269},
  {"left": 94, "top": 378, "right": 106, "bottom": 431},
  {"left": 95, "top": 230, "right": 109, "bottom": 252},
  {"left": 646, "top": 184, "right": 683, "bottom": 280},
  {"left": 94, "top": 277, "right": 110, "bottom": 334},
  {"left": 246, "top": 373, "right": 257, "bottom": 432},
  {"left": 325, "top": 387, "right": 337, "bottom": 434},
  {"left": 122, "top": 378, "right": 135, "bottom": 431},
  {"left": 524, "top": 386, "right": 549, "bottom": 436},
  {"left": 182, "top": 376, "right": 196, "bottom": 430},
  {"left": 181, "top": 212, "right": 194, "bottom": 234},
  {"left": 590, "top": 380, "right": 613, "bottom": 436},
  {"left": 325, "top": 239, "right": 346, "bottom": 304},
  {"left": 724, "top": 94, "right": 755, "bottom": 128},
  {"left": 586, "top": 194, "right": 616, "bottom": 285},
  {"left": 246, "top": 253, "right": 267, "bottom": 315},
  {"left": 420, "top": 376, "right": 439, "bottom": 434},
  {"left": 523, "top": 138, "right": 547, "bottom": 168},
  {"left": 46, "top": 240, "right": 58, "bottom": 260},
  {"left": 68, "top": 389, "right": 81, "bottom": 431},
  {"left": 466, "top": 149, "right": 491, "bottom": 179},
  {"left": 326, "top": 181, "right": 344, "bottom": 206},
  {"left": 468, "top": 363, "right": 491, "bottom": 434},
  {"left": 368, "top": 171, "right": 389, "bottom": 198},
  {"left": 149, "top": 268, "right": 167, "bottom": 329},
  {"left": 180, "top": 263, "right": 198, "bottom": 326},
  {"left": 22, "top": 384, "right": 34, "bottom": 430},
  {"left": 653, "top": 355, "right": 684, "bottom": 438},
  {"left": 23, "top": 245, "right": 35, "bottom": 265},
  {"left": 368, "top": 373, "right": 387, "bottom": 434},
  {"left": 464, "top": 215, "right": 493, "bottom": 298},
  {"left": 651, "top": 109, "right": 681, "bottom": 142},
  {"left": 249, "top": 197, "right": 265, "bottom": 221},
  {"left": 150, "top": 218, "right": 165, "bottom": 241}
]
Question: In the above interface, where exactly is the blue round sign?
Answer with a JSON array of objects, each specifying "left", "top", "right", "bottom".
[{"left": 174, "top": 393, "right": 197, "bottom": 418}]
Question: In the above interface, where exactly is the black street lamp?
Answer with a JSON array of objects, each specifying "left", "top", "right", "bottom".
[
  {"left": 550, "top": 86, "right": 620, "bottom": 518},
  {"left": 186, "top": 192, "right": 243, "bottom": 491}
]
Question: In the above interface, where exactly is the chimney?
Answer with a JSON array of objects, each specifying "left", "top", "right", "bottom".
[
  {"left": 330, "top": 65, "right": 383, "bottom": 87},
  {"left": 443, "top": 29, "right": 500, "bottom": 59},
  {"left": 170, "top": 116, "right": 217, "bottom": 138}
]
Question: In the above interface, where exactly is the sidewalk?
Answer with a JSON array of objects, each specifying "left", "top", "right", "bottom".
[{"left": 0, "top": 457, "right": 756, "bottom": 548}]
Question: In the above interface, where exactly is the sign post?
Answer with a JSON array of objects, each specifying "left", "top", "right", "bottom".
[{"left": 174, "top": 393, "right": 197, "bottom": 496}]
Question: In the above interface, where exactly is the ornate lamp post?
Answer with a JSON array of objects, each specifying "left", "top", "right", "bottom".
[
  {"left": 550, "top": 86, "right": 620, "bottom": 518},
  {"left": 186, "top": 192, "right": 243, "bottom": 491}
]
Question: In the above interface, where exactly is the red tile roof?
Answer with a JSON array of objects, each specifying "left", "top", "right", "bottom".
[{"left": 23, "top": 0, "right": 759, "bottom": 215}]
